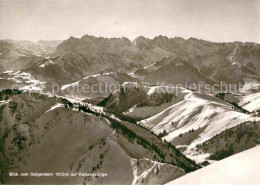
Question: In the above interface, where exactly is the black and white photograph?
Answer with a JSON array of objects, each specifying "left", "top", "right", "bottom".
[{"left": 0, "top": 0, "right": 260, "bottom": 184}]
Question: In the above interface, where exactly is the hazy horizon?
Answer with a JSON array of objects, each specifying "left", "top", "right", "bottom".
[
  {"left": 2, "top": 34, "right": 260, "bottom": 45},
  {"left": 0, "top": 0, "right": 259, "bottom": 43}
]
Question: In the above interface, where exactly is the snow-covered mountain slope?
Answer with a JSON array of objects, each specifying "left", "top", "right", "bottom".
[
  {"left": 0, "top": 70, "right": 46, "bottom": 92},
  {"left": 0, "top": 40, "right": 65, "bottom": 91},
  {"left": 166, "top": 146, "right": 260, "bottom": 185},
  {"left": 239, "top": 92, "right": 260, "bottom": 112},
  {"left": 97, "top": 82, "right": 260, "bottom": 163},
  {"left": 0, "top": 40, "right": 61, "bottom": 73},
  {"left": 50, "top": 35, "right": 260, "bottom": 88},
  {"left": 215, "top": 92, "right": 241, "bottom": 103},
  {"left": 124, "top": 86, "right": 191, "bottom": 119},
  {"left": 59, "top": 72, "right": 139, "bottom": 99},
  {"left": 0, "top": 90, "right": 199, "bottom": 184},
  {"left": 239, "top": 80, "right": 260, "bottom": 93},
  {"left": 3, "top": 40, "right": 61, "bottom": 57},
  {"left": 98, "top": 82, "right": 190, "bottom": 115},
  {"left": 133, "top": 36, "right": 260, "bottom": 84},
  {"left": 139, "top": 91, "right": 260, "bottom": 163},
  {"left": 20, "top": 51, "right": 140, "bottom": 86},
  {"left": 55, "top": 35, "right": 170, "bottom": 69},
  {"left": 196, "top": 121, "right": 260, "bottom": 161},
  {"left": 1, "top": 35, "right": 260, "bottom": 95},
  {"left": 134, "top": 57, "right": 215, "bottom": 86},
  {"left": 130, "top": 158, "right": 184, "bottom": 185},
  {"left": 171, "top": 38, "right": 260, "bottom": 84}
]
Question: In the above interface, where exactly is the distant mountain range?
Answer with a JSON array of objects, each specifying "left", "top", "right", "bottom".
[{"left": 1, "top": 35, "right": 260, "bottom": 89}]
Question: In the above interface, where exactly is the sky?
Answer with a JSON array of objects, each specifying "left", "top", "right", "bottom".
[{"left": 0, "top": 0, "right": 259, "bottom": 43}]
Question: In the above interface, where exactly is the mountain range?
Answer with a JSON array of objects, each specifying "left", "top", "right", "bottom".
[{"left": 0, "top": 35, "right": 260, "bottom": 184}]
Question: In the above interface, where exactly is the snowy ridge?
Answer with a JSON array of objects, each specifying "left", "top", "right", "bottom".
[
  {"left": 122, "top": 82, "right": 141, "bottom": 89},
  {"left": 83, "top": 74, "right": 102, "bottom": 79},
  {"left": 61, "top": 81, "right": 80, "bottom": 90},
  {"left": 140, "top": 91, "right": 260, "bottom": 162},
  {"left": 131, "top": 158, "right": 184, "bottom": 185},
  {"left": 166, "top": 146, "right": 260, "bottom": 184},
  {"left": 45, "top": 103, "right": 64, "bottom": 113},
  {"left": 123, "top": 86, "right": 190, "bottom": 119},
  {"left": 39, "top": 59, "right": 54, "bottom": 68},
  {"left": 59, "top": 72, "right": 138, "bottom": 99},
  {"left": 147, "top": 86, "right": 189, "bottom": 96},
  {"left": 143, "top": 62, "right": 161, "bottom": 72},
  {"left": 0, "top": 88, "right": 200, "bottom": 183},
  {"left": 239, "top": 80, "right": 260, "bottom": 93},
  {"left": 0, "top": 71, "right": 46, "bottom": 91},
  {"left": 121, "top": 82, "right": 189, "bottom": 96},
  {"left": 0, "top": 99, "right": 11, "bottom": 106},
  {"left": 239, "top": 92, "right": 260, "bottom": 112}
]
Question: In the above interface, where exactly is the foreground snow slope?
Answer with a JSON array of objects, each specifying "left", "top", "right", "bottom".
[{"left": 166, "top": 146, "right": 260, "bottom": 185}]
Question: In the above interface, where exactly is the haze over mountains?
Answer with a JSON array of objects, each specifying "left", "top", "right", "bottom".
[{"left": 0, "top": 35, "right": 260, "bottom": 184}]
